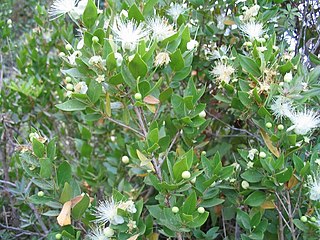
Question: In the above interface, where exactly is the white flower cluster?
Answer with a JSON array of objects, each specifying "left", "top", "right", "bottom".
[
  {"left": 48, "top": 0, "right": 88, "bottom": 20},
  {"left": 270, "top": 96, "right": 320, "bottom": 135}
]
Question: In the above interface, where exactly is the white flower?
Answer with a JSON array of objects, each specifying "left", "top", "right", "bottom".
[
  {"left": 48, "top": 0, "right": 87, "bottom": 20},
  {"left": 86, "top": 227, "right": 110, "bottom": 240},
  {"left": 154, "top": 52, "right": 170, "bottom": 67},
  {"left": 187, "top": 40, "right": 199, "bottom": 50},
  {"left": 74, "top": 82, "right": 88, "bottom": 94},
  {"left": 127, "top": 220, "right": 137, "bottom": 231},
  {"left": 216, "top": 15, "right": 226, "bottom": 30},
  {"left": 240, "top": 21, "right": 264, "bottom": 41},
  {"left": 147, "top": 16, "right": 176, "bottom": 41},
  {"left": 118, "top": 200, "right": 137, "bottom": 213},
  {"left": 210, "top": 62, "right": 235, "bottom": 84},
  {"left": 287, "top": 108, "right": 320, "bottom": 135},
  {"left": 247, "top": 148, "right": 258, "bottom": 160},
  {"left": 243, "top": 5, "right": 260, "bottom": 21},
  {"left": 270, "top": 96, "right": 294, "bottom": 119},
  {"left": 315, "top": 159, "right": 320, "bottom": 166},
  {"left": 95, "top": 75, "right": 105, "bottom": 83},
  {"left": 284, "top": 71, "right": 293, "bottom": 82},
  {"left": 93, "top": 198, "right": 124, "bottom": 225},
  {"left": 89, "top": 55, "right": 103, "bottom": 65},
  {"left": 307, "top": 174, "right": 320, "bottom": 201},
  {"left": 247, "top": 161, "right": 254, "bottom": 169},
  {"left": 112, "top": 17, "right": 149, "bottom": 51},
  {"left": 167, "top": 3, "right": 186, "bottom": 21},
  {"left": 257, "top": 46, "right": 267, "bottom": 52}
]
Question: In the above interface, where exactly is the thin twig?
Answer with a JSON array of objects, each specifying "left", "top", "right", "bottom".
[
  {"left": 275, "top": 192, "right": 290, "bottom": 217},
  {"left": 159, "top": 131, "right": 180, "bottom": 166},
  {"left": 28, "top": 203, "right": 49, "bottom": 235},
  {"left": 286, "top": 190, "right": 297, "bottom": 240},
  {"left": 105, "top": 116, "right": 145, "bottom": 138},
  {"left": 0, "top": 223, "right": 45, "bottom": 237}
]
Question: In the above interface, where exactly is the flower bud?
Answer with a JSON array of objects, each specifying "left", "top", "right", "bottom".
[
  {"left": 103, "top": 227, "right": 114, "bottom": 237},
  {"left": 187, "top": 40, "right": 199, "bottom": 50},
  {"left": 300, "top": 216, "right": 307, "bottom": 223},
  {"left": 92, "top": 36, "right": 99, "bottom": 43},
  {"left": 58, "top": 52, "right": 66, "bottom": 57},
  {"left": 277, "top": 124, "right": 284, "bottom": 130},
  {"left": 66, "top": 83, "right": 74, "bottom": 91},
  {"left": 181, "top": 171, "right": 191, "bottom": 179},
  {"left": 197, "top": 207, "right": 205, "bottom": 214},
  {"left": 199, "top": 110, "right": 206, "bottom": 118},
  {"left": 284, "top": 72, "right": 293, "bottom": 83},
  {"left": 55, "top": 233, "right": 62, "bottom": 240},
  {"left": 122, "top": 156, "right": 129, "bottom": 164},
  {"left": 190, "top": 177, "right": 196, "bottom": 184},
  {"left": 65, "top": 43, "right": 72, "bottom": 51},
  {"left": 259, "top": 151, "right": 267, "bottom": 158},
  {"left": 65, "top": 76, "right": 72, "bottom": 82},
  {"left": 172, "top": 206, "right": 179, "bottom": 213},
  {"left": 265, "top": 122, "right": 272, "bottom": 128},
  {"left": 241, "top": 180, "right": 250, "bottom": 189},
  {"left": 37, "top": 191, "right": 44, "bottom": 197},
  {"left": 134, "top": 93, "right": 142, "bottom": 100}
]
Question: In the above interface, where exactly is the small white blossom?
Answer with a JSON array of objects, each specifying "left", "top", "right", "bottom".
[
  {"left": 287, "top": 109, "right": 320, "bottom": 135},
  {"left": 247, "top": 148, "right": 258, "bottom": 160},
  {"left": 93, "top": 198, "right": 124, "bottom": 225},
  {"left": 210, "top": 62, "right": 235, "bottom": 84},
  {"left": 112, "top": 17, "right": 149, "bottom": 51},
  {"left": 147, "top": 16, "right": 176, "bottom": 41},
  {"left": 95, "top": 75, "right": 105, "bottom": 83},
  {"left": 89, "top": 55, "right": 103, "bottom": 65},
  {"left": 240, "top": 21, "right": 264, "bottom": 41},
  {"left": 216, "top": 15, "right": 226, "bottom": 30},
  {"left": 243, "top": 5, "right": 260, "bottom": 21},
  {"left": 48, "top": 0, "right": 87, "bottom": 20},
  {"left": 86, "top": 227, "right": 110, "bottom": 240},
  {"left": 118, "top": 200, "right": 137, "bottom": 214},
  {"left": 270, "top": 96, "right": 294, "bottom": 120},
  {"left": 74, "top": 82, "right": 88, "bottom": 94},
  {"left": 114, "top": 52, "right": 123, "bottom": 67},
  {"left": 127, "top": 220, "right": 137, "bottom": 231},
  {"left": 247, "top": 161, "right": 254, "bottom": 169},
  {"left": 307, "top": 174, "right": 320, "bottom": 201},
  {"left": 154, "top": 52, "right": 170, "bottom": 67},
  {"left": 257, "top": 46, "right": 267, "bottom": 52},
  {"left": 167, "top": 3, "right": 186, "bottom": 21},
  {"left": 284, "top": 71, "right": 293, "bottom": 82},
  {"left": 187, "top": 40, "right": 199, "bottom": 50}
]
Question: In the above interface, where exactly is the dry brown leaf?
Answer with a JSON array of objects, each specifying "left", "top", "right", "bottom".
[
  {"left": 223, "top": 19, "right": 235, "bottom": 25},
  {"left": 286, "top": 174, "right": 299, "bottom": 189},
  {"left": 143, "top": 95, "right": 160, "bottom": 105},
  {"left": 57, "top": 200, "right": 72, "bottom": 226},
  {"left": 260, "top": 129, "right": 280, "bottom": 158}
]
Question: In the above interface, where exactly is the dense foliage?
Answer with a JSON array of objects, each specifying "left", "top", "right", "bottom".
[{"left": 1, "top": 0, "right": 320, "bottom": 239}]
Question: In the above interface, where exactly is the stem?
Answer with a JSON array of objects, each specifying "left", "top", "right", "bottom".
[
  {"left": 28, "top": 203, "right": 49, "bottom": 235},
  {"left": 286, "top": 190, "right": 297, "bottom": 240},
  {"left": 159, "top": 131, "right": 180, "bottom": 166},
  {"left": 104, "top": 116, "right": 145, "bottom": 138},
  {"left": 277, "top": 201, "right": 285, "bottom": 240}
]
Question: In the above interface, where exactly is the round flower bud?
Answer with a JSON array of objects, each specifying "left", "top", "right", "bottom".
[
  {"left": 259, "top": 152, "right": 267, "bottom": 158},
  {"left": 257, "top": 38, "right": 266, "bottom": 43},
  {"left": 277, "top": 124, "right": 284, "bottom": 131},
  {"left": 199, "top": 110, "right": 206, "bottom": 118},
  {"left": 7, "top": 19, "right": 12, "bottom": 25},
  {"left": 265, "top": 122, "right": 272, "bottom": 128},
  {"left": 66, "top": 83, "right": 74, "bottom": 91},
  {"left": 37, "top": 191, "right": 44, "bottom": 197},
  {"left": 65, "top": 44, "right": 72, "bottom": 51},
  {"left": 241, "top": 180, "right": 250, "bottom": 189},
  {"left": 181, "top": 171, "right": 191, "bottom": 179},
  {"left": 243, "top": 41, "right": 253, "bottom": 47},
  {"left": 279, "top": 82, "right": 284, "bottom": 87},
  {"left": 201, "top": 151, "right": 206, "bottom": 156},
  {"left": 197, "top": 207, "right": 205, "bottom": 214},
  {"left": 134, "top": 93, "right": 142, "bottom": 100},
  {"left": 58, "top": 52, "right": 66, "bottom": 57},
  {"left": 103, "top": 227, "right": 114, "bottom": 237},
  {"left": 190, "top": 177, "right": 196, "bottom": 184},
  {"left": 65, "top": 76, "right": 72, "bottom": 82},
  {"left": 55, "top": 233, "right": 62, "bottom": 239},
  {"left": 310, "top": 216, "right": 317, "bottom": 222},
  {"left": 171, "top": 206, "right": 179, "bottom": 213},
  {"left": 187, "top": 40, "right": 199, "bottom": 50},
  {"left": 284, "top": 72, "right": 293, "bottom": 83},
  {"left": 121, "top": 155, "right": 130, "bottom": 164},
  {"left": 300, "top": 216, "right": 307, "bottom": 223},
  {"left": 92, "top": 36, "right": 99, "bottom": 43}
]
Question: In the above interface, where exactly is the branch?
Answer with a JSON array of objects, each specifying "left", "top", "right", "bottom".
[
  {"left": 104, "top": 116, "right": 145, "bottom": 138},
  {"left": 159, "top": 131, "right": 180, "bottom": 166},
  {"left": 0, "top": 223, "right": 45, "bottom": 237}
]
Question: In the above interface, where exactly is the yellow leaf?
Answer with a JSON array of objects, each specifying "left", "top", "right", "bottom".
[
  {"left": 136, "top": 149, "right": 155, "bottom": 172},
  {"left": 105, "top": 93, "right": 111, "bottom": 117},
  {"left": 143, "top": 95, "right": 160, "bottom": 105},
  {"left": 223, "top": 19, "right": 235, "bottom": 25},
  {"left": 260, "top": 129, "right": 280, "bottom": 158},
  {"left": 127, "top": 234, "right": 140, "bottom": 240},
  {"left": 57, "top": 200, "right": 72, "bottom": 226},
  {"left": 146, "top": 104, "right": 156, "bottom": 113},
  {"left": 261, "top": 200, "right": 275, "bottom": 209},
  {"left": 147, "top": 233, "right": 159, "bottom": 240}
]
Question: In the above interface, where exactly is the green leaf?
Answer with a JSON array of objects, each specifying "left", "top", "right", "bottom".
[
  {"left": 88, "top": 80, "right": 102, "bottom": 103},
  {"left": 181, "top": 191, "right": 197, "bottom": 214},
  {"left": 239, "top": 55, "right": 261, "bottom": 77},
  {"left": 128, "top": 4, "right": 144, "bottom": 22},
  {"left": 159, "top": 88, "right": 173, "bottom": 102},
  {"left": 241, "top": 170, "right": 263, "bottom": 183},
  {"left": 238, "top": 91, "right": 251, "bottom": 106},
  {"left": 275, "top": 167, "right": 293, "bottom": 183},
  {"left": 60, "top": 182, "right": 72, "bottom": 203},
  {"left": 187, "top": 212, "right": 209, "bottom": 228},
  {"left": 109, "top": 73, "right": 124, "bottom": 85},
  {"left": 47, "top": 139, "right": 56, "bottom": 161},
  {"left": 129, "top": 54, "right": 148, "bottom": 79},
  {"left": 237, "top": 209, "right": 251, "bottom": 230},
  {"left": 56, "top": 99, "right": 87, "bottom": 111},
  {"left": 244, "top": 191, "right": 266, "bottom": 207},
  {"left": 32, "top": 138, "right": 45, "bottom": 158},
  {"left": 40, "top": 158, "right": 52, "bottom": 178},
  {"left": 82, "top": 0, "right": 97, "bottom": 29},
  {"left": 278, "top": 61, "right": 293, "bottom": 74},
  {"left": 57, "top": 161, "right": 72, "bottom": 187},
  {"left": 72, "top": 194, "right": 90, "bottom": 220},
  {"left": 170, "top": 49, "right": 185, "bottom": 71}
]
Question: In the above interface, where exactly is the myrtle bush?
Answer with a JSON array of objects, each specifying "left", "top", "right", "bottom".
[{"left": 1, "top": 0, "right": 320, "bottom": 240}]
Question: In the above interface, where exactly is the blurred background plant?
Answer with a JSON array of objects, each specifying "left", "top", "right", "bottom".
[{"left": 0, "top": 0, "right": 319, "bottom": 239}]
